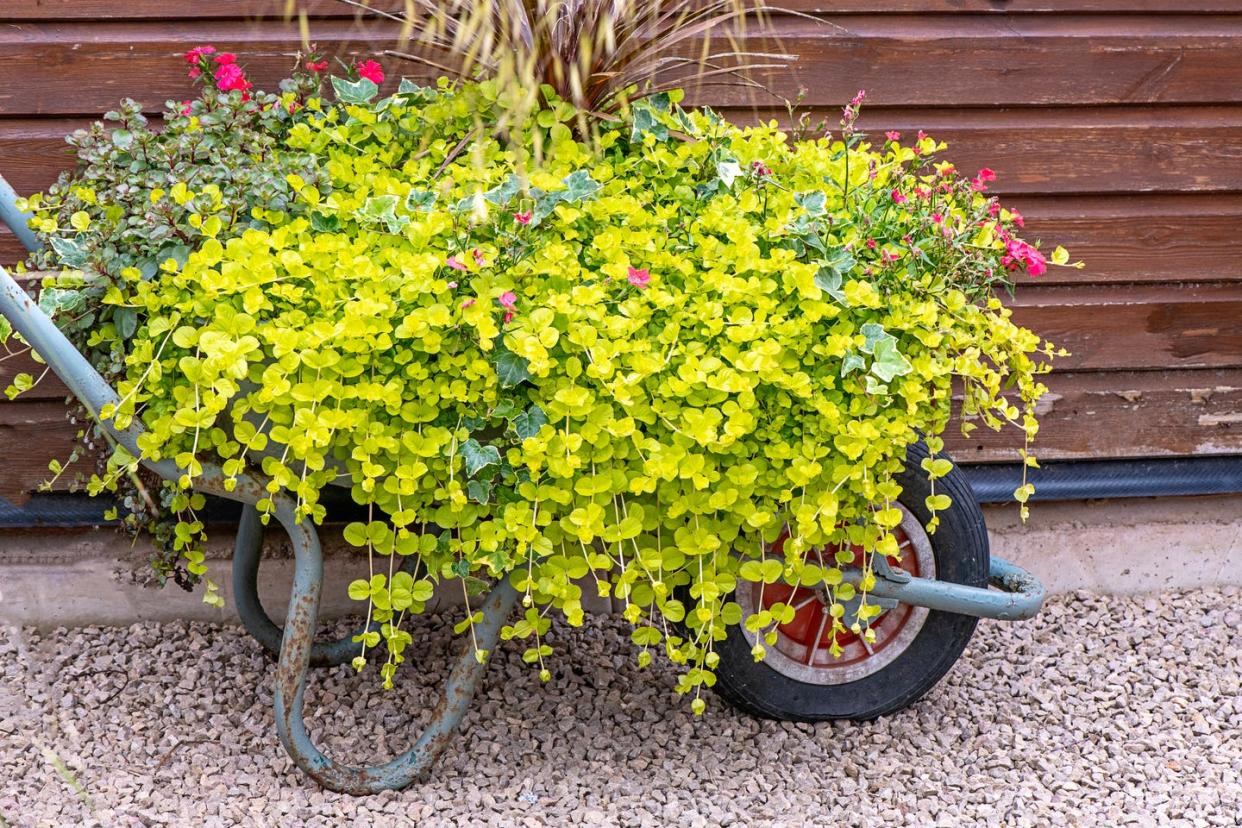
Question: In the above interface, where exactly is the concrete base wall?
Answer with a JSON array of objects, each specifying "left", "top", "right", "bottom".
[{"left": 1, "top": 495, "right": 1239, "bottom": 629}]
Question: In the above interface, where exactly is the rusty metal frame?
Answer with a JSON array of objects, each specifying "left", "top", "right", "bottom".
[
  {"left": 232, "top": 503, "right": 423, "bottom": 669},
  {"left": 0, "top": 252, "right": 519, "bottom": 793}
]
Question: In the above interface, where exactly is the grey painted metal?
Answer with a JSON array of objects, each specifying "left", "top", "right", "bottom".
[
  {"left": 841, "top": 554, "right": 1045, "bottom": 621},
  {"left": 276, "top": 570, "right": 520, "bottom": 794},
  {"left": 0, "top": 172, "right": 42, "bottom": 254},
  {"left": 232, "top": 502, "right": 422, "bottom": 668},
  {"left": 0, "top": 261, "right": 520, "bottom": 792}
]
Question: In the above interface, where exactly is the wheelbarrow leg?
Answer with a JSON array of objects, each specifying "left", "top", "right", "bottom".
[
  {"left": 269, "top": 499, "right": 520, "bottom": 793},
  {"left": 231, "top": 504, "right": 418, "bottom": 668}
]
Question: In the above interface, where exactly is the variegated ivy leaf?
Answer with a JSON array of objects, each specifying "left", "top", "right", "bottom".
[{"left": 331, "top": 76, "right": 379, "bottom": 105}]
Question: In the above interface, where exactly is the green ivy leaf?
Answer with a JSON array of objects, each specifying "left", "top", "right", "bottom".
[
  {"left": 404, "top": 189, "right": 437, "bottom": 212},
  {"left": 717, "top": 160, "right": 742, "bottom": 189},
  {"left": 331, "top": 76, "right": 380, "bottom": 105},
  {"left": 49, "top": 237, "right": 88, "bottom": 268},
  {"left": 494, "top": 345, "right": 531, "bottom": 388},
  {"left": 467, "top": 478, "right": 492, "bottom": 503},
  {"left": 513, "top": 404, "right": 548, "bottom": 440},
  {"left": 870, "top": 337, "right": 914, "bottom": 382},
  {"left": 840, "top": 353, "right": 866, "bottom": 376},
  {"left": 483, "top": 174, "right": 522, "bottom": 206},
  {"left": 460, "top": 438, "right": 500, "bottom": 477},
  {"left": 796, "top": 190, "right": 827, "bottom": 216},
  {"left": 560, "top": 170, "right": 602, "bottom": 203}
]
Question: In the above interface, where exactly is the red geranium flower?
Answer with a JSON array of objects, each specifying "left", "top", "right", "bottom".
[{"left": 356, "top": 59, "right": 385, "bottom": 85}]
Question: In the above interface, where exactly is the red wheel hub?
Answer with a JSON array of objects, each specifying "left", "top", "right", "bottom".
[{"left": 742, "top": 510, "right": 934, "bottom": 684}]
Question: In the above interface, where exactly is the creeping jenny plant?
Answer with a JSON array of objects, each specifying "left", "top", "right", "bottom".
[{"left": 6, "top": 53, "right": 1074, "bottom": 710}]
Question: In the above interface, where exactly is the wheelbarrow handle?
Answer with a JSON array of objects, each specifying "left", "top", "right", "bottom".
[
  {"left": 0, "top": 172, "right": 41, "bottom": 254},
  {"left": 845, "top": 554, "right": 1046, "bottom": 621}
]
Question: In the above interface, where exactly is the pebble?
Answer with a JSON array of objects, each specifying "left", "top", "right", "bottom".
[{"left": 0, "top": 588, "right": 1239, "bottom": 826}]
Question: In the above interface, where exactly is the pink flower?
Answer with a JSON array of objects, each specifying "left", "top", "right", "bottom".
[
  {"left": 931, "top": 213, "right": 943, "bottom": 224},
  {"left": 885, "top": 130, "right": 901, "bottom": 141},
  {"left": 305, "top": 59, "right": 329, "bottom": 72},
  {"left": 214, "top": 62, "right": 252, "bottom": 93},
  {"left": 977, "top": 167, "right": 997, "bottom": 182},
  {"left": 446, "top": 256, "right": 467, "bottom": 272},
  {"left": 179, "top": 100, "right": 193, "bottom": 116},
  {"left": 472, "top": 248, "right": 485, "bottom": 266},
  {"left": 498, "top": 291, "right": 517, "bottom": 310},
  {"left": 865, "top": 239, "right": 877, "bottom": 250},
  {"left": 988, "top": 201, "right": 1001, "bottom": 217},
  {"left": 881, "top": 250, "right": 899, "bottom": 264},
  {"left": 850, "top": 89, "right": 866, "bottom": 106},
  {"left": 184, "top": 45, "right": 216, "bottom": 64},
  {"left": 447, "top": 281, "right": 458, "bottom": 289},
  {"left": 751, "top": 160, "right": 772, "bottom": 177},
  {"left": 213, "top": 52, "right": 237, "bottom": 65},
  {"left": 356, "top": 59, "right": 385, "bottom": 85},
  {"left": 627, "top": 267, "right": 651, "bottom": 288},
  {"left": 503, "top": 311, "right": 515, "bottom": 325},
  {"left": 891, "top": 189, "right": 908, "bottom": 204},
  {"left": 1010, "top": 208, "right": 1025, "bottom": 228},
  {"left": 514, "top": 211, "right": 532, "bottom": 225},
  {"left": 461, "top": 298, "right": 476, "bottom": 309},
  {"left": 1002, "top": 239, "right": 1047, "bottom": 277},
  {"left": 917, "top": 130, "right": 928, "bottom": 142},
  {"left": 287, "top": 101, "right": 302, "bottom": 114}
]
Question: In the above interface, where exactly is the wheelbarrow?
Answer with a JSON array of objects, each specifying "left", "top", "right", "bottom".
[{"left": 0, "top": 172, "right": 1046, "bottom": 793}]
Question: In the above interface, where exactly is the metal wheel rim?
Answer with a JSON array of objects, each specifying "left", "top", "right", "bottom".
[{"left": 737, "top": 504, "right": 936, "bottom": 686}]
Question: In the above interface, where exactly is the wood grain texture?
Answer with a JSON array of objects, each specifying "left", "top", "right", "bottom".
[
  {"left": 694, "top": 15, "right": 1242, "bottom": 107},
  {"left": 0, "top": 20, "right": 404, "bottom": 116},
  {"left": 1009, "top": 283, "right": 1242, "bottom": 371},
  {"left": 4, "top": 16, "right": 1242, "bottom": 114},
  {"left": 943, "top": 368, "right": 1242, "bottom": 462},
  {"left": 0, "top": 0, "right": 360, "bottom": 21},
  {"left": 0, "top": 399, "right": 86, "bottom": 503},
  {"left": 6, "top": 1, "right": 1242, "bottom": 20}
]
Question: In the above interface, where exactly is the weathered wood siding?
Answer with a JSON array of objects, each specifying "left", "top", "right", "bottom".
[{"left": 2, "top": 1, "right": 1240, "bottom": 501}]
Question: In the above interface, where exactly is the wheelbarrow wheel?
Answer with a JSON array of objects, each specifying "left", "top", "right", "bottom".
[{"left": 709, "top": 441, "right": 989, "bottom": 721}]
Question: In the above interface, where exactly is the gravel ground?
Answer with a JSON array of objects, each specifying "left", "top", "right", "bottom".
[{"left": 1, "top": 587, "right": 1238, "bottom": 827}]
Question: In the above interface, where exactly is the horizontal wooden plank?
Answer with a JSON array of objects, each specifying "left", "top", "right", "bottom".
[
  {"left": 782, "top": 2, "right": 1242, "bottom": 12},
  {"left": 699, "top": 15, "right": 1242, "bottom": 107},
  {"left": 0, "top": 399, "right": 87, "bottom": 503},
  {"left": 724, "top": 105, "right": 1242, "bottom": 196},
  {"left": 943, "top": 368, "right": 1242, "bottom": 462},
  {"left": 1008, "top": 283, "right": 1242, "bottom": 371},
  {"left": 4, "top": 16, "right": 1242, "bottom": 114},
  {"left": 0, "top": 20, "right": 405, "bottom": 117},
  {"left": 1009, "top": 194, "right": 1242, "bottom": 285},
  {"left": 0, "top": 1, "right": 360, "bottom": 20},
  {"left": 7, "top": 1, "right": 1241, "bottom": 20}
]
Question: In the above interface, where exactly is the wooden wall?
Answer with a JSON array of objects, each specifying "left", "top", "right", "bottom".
[{"left": 2, "top": 1, "right": 1241, "bottom": 501}]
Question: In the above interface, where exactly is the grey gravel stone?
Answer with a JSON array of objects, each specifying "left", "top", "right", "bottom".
[{"left": 0, "top": 588, "right": 1239, "bottom": 826}]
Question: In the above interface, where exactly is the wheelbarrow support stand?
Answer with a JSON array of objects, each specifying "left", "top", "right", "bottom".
[{"left": 0, "top": 253, "right": 518, "bottom": 794}]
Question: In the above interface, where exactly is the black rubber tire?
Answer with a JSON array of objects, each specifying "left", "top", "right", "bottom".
[{"left": 709, "top": 442, "right": 989, "bottom": 721}]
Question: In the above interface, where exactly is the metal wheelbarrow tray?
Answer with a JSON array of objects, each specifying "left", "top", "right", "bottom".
[{"left": 0, "top": 172, "right": 1044, "bottom": 794}]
